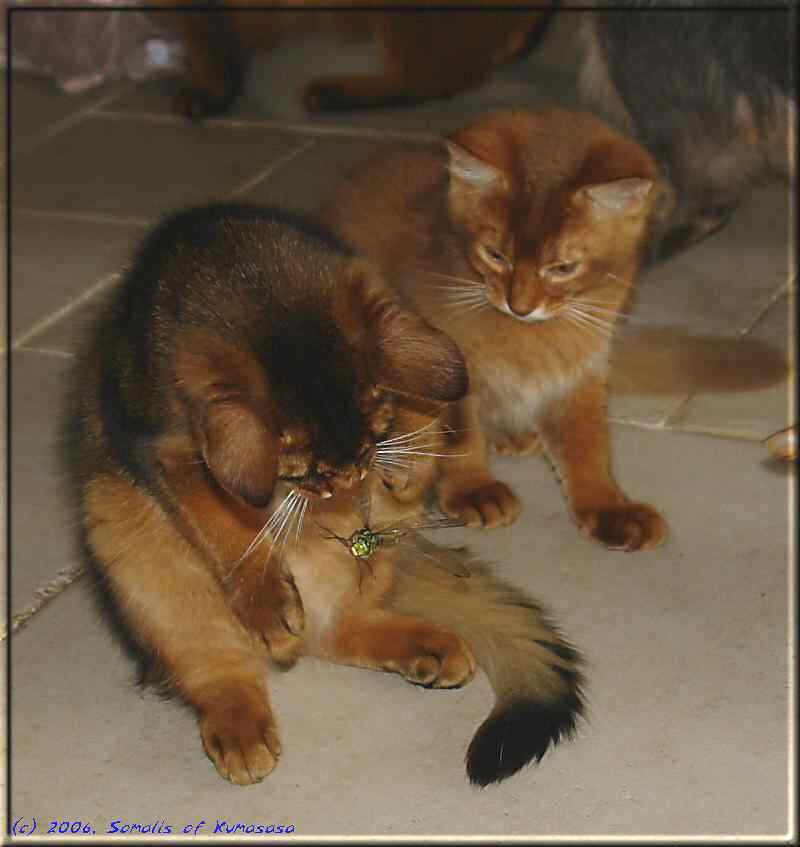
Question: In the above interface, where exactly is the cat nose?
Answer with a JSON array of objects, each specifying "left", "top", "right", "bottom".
[
  {"left": 507, "top": 298, "right": 532, "bottom": 317},
  {"left": 506, "top": 275, "right": 538, "bottom": 317}
]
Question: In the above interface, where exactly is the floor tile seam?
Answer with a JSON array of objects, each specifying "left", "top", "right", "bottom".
[
  {"left": 1, "top": 563, "right": 86, "bottom": 642},
  {"left": 226, "top": 137, "right": 317, "bottom": 199},
  {"left": 12, "top": 208, "right": 152, "bottom": 228},
  {"left": 613, "top": 416, "right": 778, "bottom": 443},
  {"left": 11, "top": 270, "right": 121, "bottom": 350},
  {"left": 13, "top": 347, "right": 74, "bottom": 359},
  {"left": 739, "top": 276, "right": 794, "bottom": 338},
  {"left": 10, "top": 82, "right": 135, "bottom": 163},
  {"left": 94, "top": 107, "right": 439, "bottom": 143}
]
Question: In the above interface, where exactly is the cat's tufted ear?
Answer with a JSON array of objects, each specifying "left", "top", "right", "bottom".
[
  {"left": 348, "top": 260, "right": 469, "bottom": 404},
  {"left": 574, "top": 178, "right": 654, "bottom": 219},
  {"left": 446, "top": 141, "right": 506, "bottom": 189},
  {"left": 175, "top": 344, "right": 279, "bottom": 508}
]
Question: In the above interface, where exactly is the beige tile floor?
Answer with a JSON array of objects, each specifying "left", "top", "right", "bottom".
[{"left": 4, "top": 21, "right": 795, "bottom": 840}]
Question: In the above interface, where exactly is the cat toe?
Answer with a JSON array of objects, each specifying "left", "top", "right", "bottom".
[
  {"left": 579, "top": 501, "right": 667, "bottom": 551},
  {"left": 200, "top": 700, "right": 281, "bottom": 785},
  {"left": 401, "top": 633, "right": 476, "bottom": 689},
  {"left": 441, "top": 480, "right": 521, "bottom": 528}
]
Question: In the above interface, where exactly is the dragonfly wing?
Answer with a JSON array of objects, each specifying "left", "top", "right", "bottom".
[{"left": 394, "top": 532, "right": 472, "bottom": 578}]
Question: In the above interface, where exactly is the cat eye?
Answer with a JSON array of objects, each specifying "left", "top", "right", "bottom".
[
  {"left": 541, "top": 261, "right": 582, "bottom": 282},
  {"left": 477, "top": 244, "right": 512, "bottom": 272}
]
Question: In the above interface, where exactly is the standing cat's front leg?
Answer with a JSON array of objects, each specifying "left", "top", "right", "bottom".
[
  {"left": 436, "top": 394, "right": 521, "bottom": 528},
  {"left": 538, "top": 371, "right": 667, "bottom": 551}
]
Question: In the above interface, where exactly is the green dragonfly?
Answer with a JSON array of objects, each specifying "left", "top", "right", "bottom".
[{"left": 316, "top": 488, "right": 471, "bottom": 577}]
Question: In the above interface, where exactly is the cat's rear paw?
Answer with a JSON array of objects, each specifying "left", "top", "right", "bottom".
[
  {"left": 440, "top": 479, "right": 521, "bottom": 528},
  {"left": 577, "top": 501, "right": 667, "bottom": 551},
  {"left": 493, "top": 431, "right": 543, "bottom": 456},
  {"left": 200, "top": 696, "right": 281, "bottom": 785},
  {"left": 394, "top": 630, "right": 476, "bottom": 689}
]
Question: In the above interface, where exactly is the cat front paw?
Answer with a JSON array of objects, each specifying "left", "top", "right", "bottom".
[
  {"left": 440, "top": 478, "right": 521, "bottom": 528},
  {"left": 576, "top": 501, "right": 667, "bottom": 551},
  {"left": 231, "top": 572, "right": 305, "bottom": 668},
  {"left": 200, "top": 693, "right": 280, "bottom": 785},
  {"left": 493, "top": 431, "right": 543, "bottom": 456}
]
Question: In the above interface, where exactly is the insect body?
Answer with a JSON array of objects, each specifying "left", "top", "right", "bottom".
[
  {"left": 347, "top": 528, "right": 382, "bottom": 559},
  {"left": 317, "top": 489, "right": 470, "bottom": 577}
]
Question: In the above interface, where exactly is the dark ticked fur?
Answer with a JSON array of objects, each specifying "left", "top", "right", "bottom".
[
  {"left": 63, "top": 204, "right": 584, "bottom": 787},
  {"left": 575, "top": 1, "right": 794, "bottom": 260}
]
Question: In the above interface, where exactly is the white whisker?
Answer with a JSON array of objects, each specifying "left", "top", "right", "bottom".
[
  {"left": 569, "top": 316, "right": 612, "bottom": 340},
  {"left": 294, "top": 495, "right": 310, "bottom": 547},
  {"left": 565, "top": 308, "right": 607, "bottom": 339},
  {"left": 572, "top": 308, "right": 616, "bottom": 333},
  {"left": 377, "top": 418, "right": 442, "bottom": 447},
  {"left": 413, "top": 268, "right": 483, "bottom": 287}
]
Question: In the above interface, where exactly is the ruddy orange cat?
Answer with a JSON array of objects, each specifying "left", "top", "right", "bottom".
[
  {"left": 326, "top": 107, "right": 668, "bottom": 551},
  {"left": 151, "top": 0, "right": 553, "bottom": 118},
  {"left": 63, "top": 204, "right": 584, "bottom": 787}
]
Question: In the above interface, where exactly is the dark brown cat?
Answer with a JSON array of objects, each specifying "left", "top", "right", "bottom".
[
  {"left": 63, "top": 204, "right": 584, "bottom": 787},
  {"left": 325, "top": 107, "right": 668, "bottom": 551},
  {"left": 149, "top": 0, "right": 554, "bottom": 118}
]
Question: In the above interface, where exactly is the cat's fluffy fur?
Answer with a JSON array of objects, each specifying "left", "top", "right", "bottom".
[
  {"left": 572, "top": 1, "right": 794, "bottom": 260},
  {"left": 63, "top": 204, "right": 584, "bottom": 787},
  {"left": 325, "top": 107, "right": 667, "bottom": 551}
]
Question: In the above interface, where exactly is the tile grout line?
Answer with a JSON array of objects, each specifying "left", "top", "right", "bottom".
[
  {"left": 226, "top": 138, "right": 317, "bottom": 199},
  {"left": 0, "top": 564, "right": 86, "bottom": 642},
  {"left": 659, "top": 275, "right": 794, "bottom": 429},
  {"left": 96, "top": 107, "right": 439, "bottom": 143},
  {"left": 739, "top": 275, "right": 794, "bottom": 337},
  {"left": 12, "top": 82, "right": 135, "bottom": 162},
  {"left": 12, "top": 271, "right": 121, "bottom": 350},
  {"left": 13, "top": 208, "right": 152, "bottom": 228},
  {"left": 14, "top": 347, "right": 74, "bottom": 359},
  {"left": 611, "top": 415, "right": 774, "bottom": 443}
]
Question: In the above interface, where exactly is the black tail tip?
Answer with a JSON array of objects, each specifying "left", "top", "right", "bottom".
[{"left": 465, "top": 694, "right": 583, "bottom": 787}]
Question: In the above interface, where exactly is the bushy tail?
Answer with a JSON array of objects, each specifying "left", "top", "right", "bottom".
[{"left": 390, "top": 536, "right": 585, "bottom": 787}]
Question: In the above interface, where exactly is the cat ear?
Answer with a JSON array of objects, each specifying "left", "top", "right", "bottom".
[
  {"left": 446, "top": 142, "right": 505, "bottom": 189},
  {"left": 201, "top": 399, "right": 278, "bottom": 509},
  {"left": 348, "top": 260, "right": 469, "bottom": 403},
  {"left": 375, "top": 306, "right": 469, "bottom": 403},
  {"left": 175, "top": 344, "right": 278, "bottom": 508},
  {"left": 575, "top": 178, "right": 654, "bottom": 217}
]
